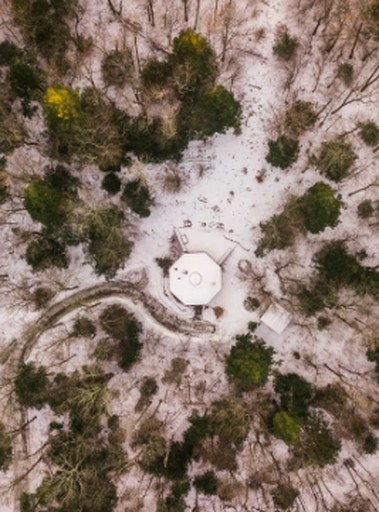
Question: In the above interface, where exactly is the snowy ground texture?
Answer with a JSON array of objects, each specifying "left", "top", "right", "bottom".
[{"left": 1, "top": 0, "right": 379, "bottom": 511}]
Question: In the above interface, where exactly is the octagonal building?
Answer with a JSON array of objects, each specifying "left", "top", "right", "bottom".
[{"left": 169, "top": 252, "right": 222, "bottom": 306}]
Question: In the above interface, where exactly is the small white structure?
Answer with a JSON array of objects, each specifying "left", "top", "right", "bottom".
[
  {"left": 169, "top": 252, "right": 222, "bottom": 306},
  {"left": 174, "top": 228, "right": 235, "bottom": 265},
  {"left": 261, "top": 303, "right": 291, "bottom": 335}
]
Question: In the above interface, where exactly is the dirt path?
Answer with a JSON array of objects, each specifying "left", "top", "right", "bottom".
[{"left": 19, "top": 268, "right": 216, "bottom": 362}]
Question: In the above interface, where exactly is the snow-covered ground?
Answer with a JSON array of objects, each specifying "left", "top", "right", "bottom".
[{"left": 1, "top": 0, "right": 379, "bottom": 511}]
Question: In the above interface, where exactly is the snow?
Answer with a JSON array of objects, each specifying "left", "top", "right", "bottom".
[
  {"left": 1, "top": 0, "right": 379, "bottom": 510},
  {"left": 169, "top": 252, "right": 222, "bottom": 305}
]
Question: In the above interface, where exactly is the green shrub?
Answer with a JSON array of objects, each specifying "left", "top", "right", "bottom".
[
  {"left": 358, "top": 121, "right": 379, "bottom": 146},
  {"left": 26, "top": 235, "right": 69, "bottom": 271},
  {"left": 23, "top": 166, "right": 78, "bottom": 232},
  {"left": 0, "top": 422, "right": 12, "bottom": 471},
  {"left": 122, "top": 178, "right": 152, "bottom": 217},
  {"left": 101, "top": 49, "right": 132, "bottom": 87},
  {"left": 46, "top": 87, "right": 126, "bottom": 169},
  {"left": 127, "top": 115, "right": 187, "bottom": 162},
  {"left": 141, "top": 58, "right": 173, "bottom": 89},
  {"left": 313, "top": 383, "right": 348, "bottom": 416},
  {"left": 317, "top": 139, "right": 357, "bottom": 181},
  {"left": 177, "top": 85, "right": 241, "bottom": 138},
  {"left": 255, "top": 199, "right": 304, "bottom": 256},
  {"left": 317, "top": 241, "right": 379, "bottom": 298},
  {"left": 135, "top": 376, "right": 158, "bottom": 411},
  {"left": 366, "top": 0, "right": 379, "bottom": 39},
  {"left": 357, "top": 199, "right": 374, "bottom": 219},
  {"left": 291, "top": 413, "right": 341, "bottom": 468},
  {"left": 274, "top": 373, "right": 313, "bottom": 420},
  {"left": 363, "top": 432, "right": 378, "bottom": 454},
  {"left": 273, "top": 30, "right": 298, "bottom": 60},
  {"left": 11, "top": 0, "right": 77, "bottom": 70},
  {"left": 193, "top": 471, "right": 218, "bottom": 495},
  {"left": 337, "top": 63, "right": 354, "bottom": 86},
  {"left": 273, "top": 411, "right": 301, "bottom": 444},
  {"left": 272, "top": 483, "right": 299, "bottom": 510},
  {"left": 170, "top": 28, "right": 218, "bottom": 97},
  {"left": 8, "top": 60, "right": 43, "bottom": 101},
  {"left": 297, "top": 182, "right": 341, "bottom": 234},
  {"left": 86, "top": 206, "right": 132, "bottom": 278},
  {"left": 0, "top": 40, "right": 23, "bottom": 66},
  {"left": 210, "top": 397, "right": 251, "bottom": 445},
  {"left": 15, "top": 363, "right": 49, "bottom": 408},
  {"left": 0, "top": 174, "right": 9, "bottom": 205},
  {"left": 284, "top": 101, "right": 317, "bottom": 136},
  {"left": 100, "top": 304, "right": 142, "bottom": 371},
  {"left": 0, "top": 88, "right": 25, "bottom": 153},
  {"left": 367, "top": 345, "right": 379, "bottom": 373},
  {"left": 226, "top": 333, "right": 274, "bottom": 391},
  {"left": 32, "top": 286, "right": 55, "bottom": 309},
  {"left": 266, "top": 135, "right": 300, "bottom": 169},
  {"left": 102, "top": 173, "right": 121, "bottom": 195},
  {"left": 72, "top": 316, "right": 96, "bottom": 338},
  {"left": 297, "top": 281, "right": 336, "bottom": 315}
]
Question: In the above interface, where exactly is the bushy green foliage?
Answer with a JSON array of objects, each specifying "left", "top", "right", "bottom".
[
  {"left": 255, "top": 197, "right": 305, "bottom": 256},
  {"left": 32, "top": 286, "right": 55, "bottom": 309},
  {"left": 358, "top": 121, "right": 379, "bottom": 146},
  {"left": 272, "top": 483, "right": 299, "bottom": 510},
  {"left": 291, "top": 413, "right": 341, "bottom": 468},
  {"left": 24, "top": 166, "right": 78, "bottom": 232},
  {"left": 0, "top": 422, "right": 12, "bottom": 471},
  {"left": 297, "top": 281, "right": 336, "bottom": 316},
  {"left": 127, "top": 115, "right": 187, "bottom": 162},
  {"left": 266, "top": 135, "right": 300, "bottom": 169},
  {"left": 135, "top": 377, "right": 158, "bottom": 412},
  {"left": 26, "top": 235, "right": 69, "bottom": 271},
  {"left": 11, "top": 0, "right": 78, "bottom": 70},
  {"left": 141, "top": 59, "right": 173, "bottom": 88},
  {"left": 86, "top": 206, "right": 132, "bottom": 278},
  {"left": 47, "top": 87, "right": 127, "bottom": 169},
  {"left": 8, "top": 60, "right": 43, "bottom": 103},
  {"left": 15, "top": 363, "right": 49, "bottom": 408},
  {"left": 0, "top": 40, "right": 23, "bottom": 66},
  {"left": 102, "top": 173, "right": 121, "bottom": 195},
  {"left": 177, "top": 85, "right": 241, "bottom": 138},
  {"left": 100, "top": 304, "right": 142, "bottom": 371},
  {"left": 193, "top": 471, "right": 218, "bottom": 495},
  {"left": 0, "top": 174, "right": 9, "bottom": 205},
  {"left": 273, "top": 30, "right": 299, "bottom": 60},
  {"left": 357, "top": 199, "right": 374, "bottom": 218},
  {"left": 226, "top": 333, "right": 275, "bottom": 391},
  {"left": 0, "top": 87, "right": 25, "bottom": 153},
  {"left": 274, "top": 373, "right": 313, "bottom": 420},
  {"left": 317, "top": 139, "right": 357, "bottom": 181},
  {"left": 316, "top": 241, "right": 379, "bottom": 298},
  {"left": 101, "top": 49, "right": 132, "bottom": 87},
  {"left": 122, "top": 178, "right": 152, "bottom": 217},
  {"left": 72, "top": 316, "right": 96, "bottom": 338},
  {"left": 170, "top": 28, "right": 218, "bottom": 97},
  {"left": 210, "top": 397, "right": 251, "bottom": 445},
  {"left": 366, "top": 0, "right": 379, "bottom": 39},
  {"left": 36, "top": 369, "right": 121, "bottom": 512},
  {"left": 285, "top": 101, "right": 317, "bottom": 136},
  {"left": 367, "top": 345, "right": 379, "bottom": 374},
  {"left": 297, "top": 182, "right": 341, "bottom": 234},
  {"left": 337, "top": 63, "right": 354, "bottom": 86}
]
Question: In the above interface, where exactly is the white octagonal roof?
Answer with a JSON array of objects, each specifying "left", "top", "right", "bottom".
[{"left": 169, "top": 252, "right": 222, "bottom": 305}]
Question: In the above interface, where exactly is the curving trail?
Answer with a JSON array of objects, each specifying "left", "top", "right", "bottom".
[{"left": 19, "top": 268, "right": 216, "bottom": 362}]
